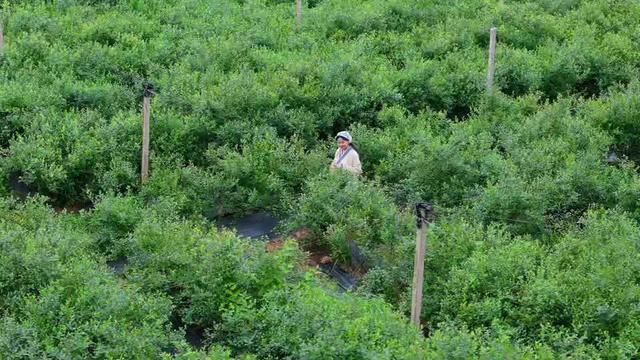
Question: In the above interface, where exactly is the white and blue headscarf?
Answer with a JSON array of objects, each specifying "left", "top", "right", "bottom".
[{"left": 335, "top": 131, "right": 353, "bottom": 142}]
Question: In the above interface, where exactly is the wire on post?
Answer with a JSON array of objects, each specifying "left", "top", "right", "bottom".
[
  {"left": 415, "top": 203, "right": 434, "bottom": 228},
  {"left": 143, "top": 82, "right": 157, "bottom": 98}
]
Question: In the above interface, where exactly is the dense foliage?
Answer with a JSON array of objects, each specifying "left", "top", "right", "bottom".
[{"left": 2, "top": 0, "right": 640, "bottom": 358}]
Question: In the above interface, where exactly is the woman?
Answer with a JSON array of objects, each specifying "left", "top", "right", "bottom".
[{"left": 330, "top": 131, "right": 362, "bottom": 175}]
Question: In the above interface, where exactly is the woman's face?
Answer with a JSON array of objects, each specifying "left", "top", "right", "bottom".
[{"left": 337, "top": 138, "right": 349, "bottom": 150}]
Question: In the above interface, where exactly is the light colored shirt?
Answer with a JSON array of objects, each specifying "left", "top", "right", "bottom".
[{"left": 331, "top": 147, "right": 362, "bottom": 175}]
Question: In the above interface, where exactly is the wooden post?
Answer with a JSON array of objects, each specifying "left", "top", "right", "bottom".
[
  {"left": 0, "top": 22, "right": 5, "bottom": 54},
  {"left": 141, "top": 95, "right": 151, "bottom": 183},
  {"left": 486, "top": 27, "right": 497, "bottom": 93},
  {"left": 295, "top": 0, "right": 302, "bottom": 28},
  {"left": 411, "top": 203, "right": 432, "bottom": 328}
]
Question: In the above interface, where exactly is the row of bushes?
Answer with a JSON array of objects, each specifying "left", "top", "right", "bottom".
[
  {"left": 289, "top": 175, "right": 640, "bottom": 356},
  {"left": 0, "top": 197, "right": 431, "bottom": 358},
  {"left": 3, "top": 0, "right": 640, "bottom": 206},
  {"left": 5, "top": 81, "right": 640, "bottom": 218},
  {"left": 5, "top": 181, "right": 639, "bottom": 358}
]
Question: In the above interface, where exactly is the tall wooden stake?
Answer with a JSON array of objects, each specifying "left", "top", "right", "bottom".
[
  {"left": 486, "top": 27, "right": 497, "bottom": 93},
  {"left": 141, "top": 95, "right": 151, "bottom": 183},
  {"left": 0, "top": 22, "right": 5, "bottom": 54},
  {"left": 295, "top": 0, "right": 302, "bottom": 28},
  {"left": 411, "top": 203, "right": 432, "bottom": 328}
]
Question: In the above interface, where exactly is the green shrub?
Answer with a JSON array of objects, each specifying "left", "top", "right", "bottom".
[
  {"left": 173, "top": 347, "right": 255, "bottom": 360},
  {"left": 424, "top": 324, "right": 557, "bottom": 360},
  {"left": 587, "top": 81, "right": 640, "bottom": 161},
  {"left": 138, "top": 162, "right": 228, "bottom": 218},
  {"left": 61, "top": 81, "right": 135, "bottom": 117},
  {"left": 497, "top": 4, "right": 562, "bottom": 50},
  {"left": 0, "top": 258, "right": 181, "bottom": 359},
  {"left": 398, "top": 48, "right": 485, "bottom": 118},
  {"left": 439, "top": 238, "right": 543, "bottom": 328},
  {"left": 519, "top": 210, "right": 640, "bottom": 354},
  {"left": 377, "top": 117, "right": 506, "bottom": 207},
  {"left": 125, "top": 216, "right": 303, "bottom": 326},
  {"left": 495, "top": 47, "right": 542, "bottom": 97},
  {"left": 206, "top": 130, "right": 326, "bottom": 214},
  {"left": 472, "top": 176, "right": 547, "bottom": 235},
  {"left": 430, "top": 210, "right": 640, "bottom": 355},
  {"left": 289, "top": 172, "right": 411, "bottom": 265},
  {"left": 87, "top": 195, "right": 143, "bottom": 258},
  {"left": 1, "top": 108, "right": 143, "bottom": 204},
  {"left": 236, "top": 283, "right": 426, "bottom": 359},
  {"left": 0, "top": 197, "right": 92, "bottom": 313}
]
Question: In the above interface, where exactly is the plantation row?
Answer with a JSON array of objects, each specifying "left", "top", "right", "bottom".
[
  {"left": 4, "top": 195, "right": 639, "bottom": 358},
  {"left": 1, "top": 0, "right": 640, "bottom": 358},
  {"left": 3, "top": 0, "right": 640, "bottom": 205},
  {"left": 0, "top": 197, "right": 425, "bottom": 359}
]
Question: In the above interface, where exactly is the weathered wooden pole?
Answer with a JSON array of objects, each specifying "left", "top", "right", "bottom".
[
  {"left": 410, "top": 203, "right": 433, "bottom": 328},
  {"left": 486, "top": 27, "right": 497, "bottom": 93},
  {"left": 295, "top": 0, "right": 303, "bottom": 28},
  {"left": 141, "top": 88, "right": 152, "bottom": 183},
  {"left": 0, "top": 21, "right": 5, "bottom": 54}
]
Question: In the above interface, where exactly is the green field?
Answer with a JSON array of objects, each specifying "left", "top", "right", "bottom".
[{"left": 2, "top": 0, "right": 640, "bottom": 358}]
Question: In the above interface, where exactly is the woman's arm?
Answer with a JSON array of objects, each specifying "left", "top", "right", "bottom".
[{"left": 330, "top": 149, "right": 340, "bottom": 169}]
